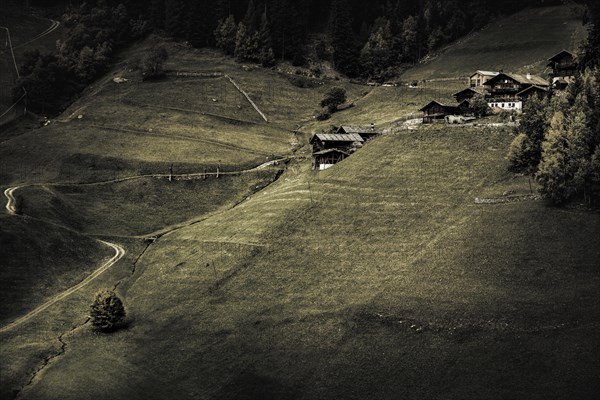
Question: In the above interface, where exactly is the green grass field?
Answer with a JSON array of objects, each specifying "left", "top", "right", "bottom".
[
  {"left": 1, "top": 4, "right": 599, "bottom": 400},
  {"left": 401, "top": 5, "right": 588, "bottom": 81}
]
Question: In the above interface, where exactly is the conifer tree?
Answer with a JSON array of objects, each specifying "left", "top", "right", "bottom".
[
  {"left": 329, "top": 0, "right": 357, "bottom": 75},
  {"left": 258, "top": 10, "right": 275, "bottom": 67},
  {"left": 214, "top": 15, "right": 237, "bottom": 55}
]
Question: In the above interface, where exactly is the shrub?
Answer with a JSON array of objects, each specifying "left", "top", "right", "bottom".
[
  {"left": 90, "top": 290, "right": 126, "bottom": 331},
  {"left": 320, "top": 86, "right": 347, "bottom": 113},
  {"left": 141, "top": 46, "right": 168, "bottom": 80},
  {"left": 288, "top": 75, "right": 320, "bottom": 88}
]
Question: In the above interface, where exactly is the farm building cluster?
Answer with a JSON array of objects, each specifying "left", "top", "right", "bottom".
[
  {"left": 310, "top": 50, "right": 578, "bottom": 169},
  {"left": 310, "top": 125, "right": 380, "bottom": 170},
  {"left": 420, "top": 49, "right": 578, "bottom": 123}
]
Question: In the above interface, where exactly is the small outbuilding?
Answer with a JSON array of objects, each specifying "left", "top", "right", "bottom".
[{"left": 419, "top": 100, "right": 461, "bottom": 123}]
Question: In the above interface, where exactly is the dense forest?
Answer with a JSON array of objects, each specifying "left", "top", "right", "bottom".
[{"left": 21, "top": 0, "right": 569, "bottom": 77}]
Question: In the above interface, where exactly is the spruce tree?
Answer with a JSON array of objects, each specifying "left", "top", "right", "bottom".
[
  {"left": 214, "top": 15, "right": 237, "bottom": 55},
  {"left": 258, "top": 11, "right": 275, "bottom": 67},
  {"left": 90, "top": 290, "right": 126, "bottom": 332},
  {"left": 329, "top": 0, "right": 357, "bottom": 75}
]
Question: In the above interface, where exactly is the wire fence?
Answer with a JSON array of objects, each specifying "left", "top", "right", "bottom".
[{"left": 0, "top": 26, "right": 27, "bottom": 128}]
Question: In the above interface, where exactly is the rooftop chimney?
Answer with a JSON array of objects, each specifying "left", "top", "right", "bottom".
[
  {"left": 526, "top": 73, "right": 532, "bottom": 80},
  {"left": 370, "top": 122, "right": 375, "bottom": 131}
]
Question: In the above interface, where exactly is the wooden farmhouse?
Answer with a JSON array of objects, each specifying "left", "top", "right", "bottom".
[
  {"left": 312, "top": 149, "right": 349, "bottom": 170},
  {"left": 419, "top": 100, "right": 461, "bottom": 123},
  {"left": 484, "top": 72, "right": 548, "bottom": 111},
  {"left": 469, "top": 70, "right": 499, "bottom": 88},
  {"left": 547, "top": 50, "right": 577, "bottom": 78},
  {"left": 547, "top": 50, "right": 577, "bottom": 89}
]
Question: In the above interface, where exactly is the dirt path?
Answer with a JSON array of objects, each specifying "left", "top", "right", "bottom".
[
  {"left": 4, "top": 185, "right": 21, "bottom": 215},
  {"left": 0, "top": 158, "right": 289, "bottom": 330},
  {"left": 0, "top": 240, "right": 125, "bottom": 333},
  {"left": 12, "top": 19, "right": 60, "bottom": 50}
]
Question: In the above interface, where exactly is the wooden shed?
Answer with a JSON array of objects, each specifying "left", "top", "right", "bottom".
[{"left": 419, "top": 100, "right": 461, "bottom": 123}]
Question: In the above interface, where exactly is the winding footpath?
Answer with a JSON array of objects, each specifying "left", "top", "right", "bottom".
[
  {"left": 4, "top": 185, "right": 21, "bottom": 215},
  {"left": 0, "top": 158, "right": 289, "bottom": 332},
  {"left": 0, "top": 240, "right": 125, "bottom": 333},
  {"left": 12, "top": 19, "right": 60, "bottom": 50}
]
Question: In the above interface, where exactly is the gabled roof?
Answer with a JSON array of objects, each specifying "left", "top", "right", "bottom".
[
  {"left": 337, "top": 125, "right": 380, "bottom": 135},
  {"left": 419, "top": 100, "right": 460, "bottom": 112},
  {"left": 486, "top": 72, "right": 549, "bottom": 87},
  {"left": 547, "top": 49, "right": 575, "bottom": 62},
  {"left": 312, "top": 148, "right": 350, "bottom": 156},
  {"left": 453, "top": 87, "right": 484, "bottom": 97},
  {"left": 470, "top": 70, "right": 499, "bottom": 78},
  {"left": 516, "top": 85, "right": 548, "bottom": 97},
  {"left": 311, "top": 133, "right": 364, "bottom": 143}
]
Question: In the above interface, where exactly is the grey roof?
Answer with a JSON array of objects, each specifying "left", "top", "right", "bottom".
[
  {"left": 488, "top": 72, "right": 549, "bottom": 87},
  {"left": 470, "top": 70, "right": 499, "bottom": 78},
  {"left": 313, "top": 133, "right": 364, "bottom": 142}
]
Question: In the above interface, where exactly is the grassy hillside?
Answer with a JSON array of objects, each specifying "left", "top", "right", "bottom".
[
  {"left": 4, "top": 125, "right": 599, "bottom": 400},
  {"left": 17, "top": 170, "right": 280, "bottom": 237},
  {"left": 401, "top": 5, "right": 587, "bottom": 81},
  {"left": 1, "top": 9, "right": 599, "bottom": 400},
  {"left": 0, "top": 216, "right": 111, "bottom": 326}
]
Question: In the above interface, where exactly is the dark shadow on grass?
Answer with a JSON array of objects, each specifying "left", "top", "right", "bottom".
[{"left": 213, "top": 371, "right": 301, "bottom": 400}]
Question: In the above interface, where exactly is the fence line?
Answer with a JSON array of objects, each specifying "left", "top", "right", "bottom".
[
  {"left": 225, "top": 75, "right": 269, "bottom": 123},
  {"left": 1, "top": 26, "right": 20, "bottom": 78}
]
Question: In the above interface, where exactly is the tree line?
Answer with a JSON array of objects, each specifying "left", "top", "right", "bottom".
[
  {"left": 508, "top": 1, "right": 600, "bottom": 206},
  {"left": 11, "top": 0, "right": 569, "bottom": 114}
]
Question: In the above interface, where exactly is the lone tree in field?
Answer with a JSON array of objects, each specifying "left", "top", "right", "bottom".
[
  {"left": 320, "top": 87, "right": 347, "bottom": 113},
  {"left": 90, "top": 290, "right": 126, "bottom": 331}
]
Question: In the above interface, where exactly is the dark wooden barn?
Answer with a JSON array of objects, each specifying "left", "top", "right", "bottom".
[
  {"left": 419, "top": 100, "right": 461, "bottom": 123},
  {"left": 547, "top": 50, "right": 577, "bottom": 79}
]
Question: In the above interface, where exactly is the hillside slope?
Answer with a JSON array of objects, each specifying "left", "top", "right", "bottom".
[
  {"left": 1, "top": 12, "right": 599, "bottom": 400},
  {"left": 401, "top": 5, "right": 587, "bottom": 81},
  {"left": 5, "top": 125, "right": 599, "bottom": 400}
]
